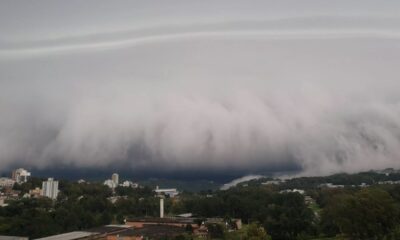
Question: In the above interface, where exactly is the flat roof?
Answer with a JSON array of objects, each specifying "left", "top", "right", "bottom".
[
  {"left": 110, "top": 225, "right": 185, "bottom": 237},
  {"left": 86, "top": 225, "right": 133, "bottom": 234},
  {"left": 0, "top": 236, "right": 28, "bottom": 240},
  {"left": 34, "top": 231, "right": 98, "bottom": 240},
  {"left": 35, "top": 225, "right": 134, "bottom": 240},
  {"left": 127, "top": 217, "right": 195, "bottom": 224}
]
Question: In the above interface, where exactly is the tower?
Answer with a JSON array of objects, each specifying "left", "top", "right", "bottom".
[
  {"left": 112, "top": 173, "right": 119, "bottom": 186},
  {"left": 160, "top": 198, "right": 164, "bottom": 218}
]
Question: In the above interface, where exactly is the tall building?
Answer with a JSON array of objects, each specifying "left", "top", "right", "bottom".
[
  {"left": 112, "top": 173, "right": 119, "bottom": 185},
  {"left": 11, "top": 168, "right": 31, "bottom": 184},
  {"left": 42, "top": 178, "right": 59, "bottom": 200}
]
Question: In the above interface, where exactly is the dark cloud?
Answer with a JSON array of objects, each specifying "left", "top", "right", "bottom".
[{"left": 1, "top": 1, "right": 400, "bottom": 179}]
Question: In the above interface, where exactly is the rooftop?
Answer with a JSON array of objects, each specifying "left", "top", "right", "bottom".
[
  {"left": 86, "top": 225, "right": 133, "bottom": 234},
  {"left": 127, "top": 217, "right": 195, "bottom": 224},
  {"left": 0, "top": 236, "right": 28, "bottom": 240},
  {"left": 110, "top": 225, "right": 185, "bottom": 238},
  {"left": 34, "top": 231, "right": 97, "bottom": 240}
]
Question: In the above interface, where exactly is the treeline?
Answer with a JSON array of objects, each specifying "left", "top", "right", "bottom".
[
  {"left": 318, "top": 186, "right": 400, "bottom": 239},
  {"left": 171, "top": 187, "right": 315, "bottom": 239},
  {"left": 2, "top": 175, "right": 400, "bottom": 239},
  {"left": 170, "top": 185, "right": 400, "bottom": 240},
  {"left": 245, "top": 171, "right": 400, "bottom": 190}
]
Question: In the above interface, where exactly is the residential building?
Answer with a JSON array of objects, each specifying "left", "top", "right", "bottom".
[
  {"left": 318, "top": 183, "right": 345, "bottom": 188},
  {"left": 2, "top": 188, "right": 20, "bottom": 200},
  {"left": 280, "top": 189, "right": 305, "bottom": 194},
  {"left": 112, "top": 173, "right": 119, "bottom": 186},
  {"left": 42, "top": 178, "right": 59, "bottom": 200},
  {"left": 121, "top": 181, "right": 138, "bottom": 188},
  {"left": 11, "top": 168, "right": 31, "bottom": 184},
  {"left": 104, "top": 179, "right": 117, "bottom": 189},
  {"left": 77, "top": 179, "right": 86, "bottom": 184},
  {"left": 0, "top": 178, "right": 15, "bottom": 188},
  {"left": 29, "top": 187, "right": 42, "bottom": 198},
  {"left": 104, "top": 173, "right": 120, "bottom": 189}
]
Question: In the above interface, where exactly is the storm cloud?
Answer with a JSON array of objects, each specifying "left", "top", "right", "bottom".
[{"left": 1, "top": 0, "right": 400, "bottom": 177}]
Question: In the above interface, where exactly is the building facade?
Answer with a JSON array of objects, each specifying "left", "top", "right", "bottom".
[
  {"left": 112, "top": 173, "right": 119, "bottom": 185},
  {"left": 0, "top": 178, "right": 15, "bottom": 188},
  {"left": 42, "top": 178, "right": 59, "bottom": 200},
  {"left": 11, "top": 168, "right": 31, "bottom": 184},
  {"left": 104, "top": 179, "right": 117, "bottom": 189}
]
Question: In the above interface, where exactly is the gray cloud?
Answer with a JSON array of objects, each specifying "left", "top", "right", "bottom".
[{"left": 1, "top": 1, "right": 400, "bottom": 177}]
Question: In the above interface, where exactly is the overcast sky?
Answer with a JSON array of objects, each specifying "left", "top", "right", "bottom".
[{"left": 1, "top": 1, "right": 400, "bottom": 178}]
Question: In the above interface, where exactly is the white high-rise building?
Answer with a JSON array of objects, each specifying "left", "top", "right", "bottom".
[
  {"left": 42, "top": 178, "right": 59, "bottom": 200},
  {"left": 104, "top": 179, "right": 117, "bottom": 189},
  {"left": 12, "top": 168, "right": 31, "bottom": 184},
  {"left": 112, "top": 173, "right": 119, "bottom": 185}
]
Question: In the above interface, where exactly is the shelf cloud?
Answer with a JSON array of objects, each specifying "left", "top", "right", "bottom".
[{"left": 1, "top": 0, "right": 400, "bottom": 177}]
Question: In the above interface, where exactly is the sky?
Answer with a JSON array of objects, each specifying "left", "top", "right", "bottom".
[{"left": 1, "top": 1, "right": 400, "bottom": 179}]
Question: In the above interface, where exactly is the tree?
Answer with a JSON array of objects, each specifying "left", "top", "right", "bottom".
[
  {"left": 321, "top": 188, "right": 400, "bottom": 239},
  {"left": 245, "top": 223, "right": 272, "bottom": 240},
  {"left": 263, "top": 193, "right": 315, "bottom": 240},
  {"left": 206, "top": 223, "right": 224, "bottom": 238}
]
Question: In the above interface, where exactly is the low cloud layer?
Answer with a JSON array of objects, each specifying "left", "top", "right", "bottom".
[{"left": 1, "top": 1, "right": 400, "bottom": 177}]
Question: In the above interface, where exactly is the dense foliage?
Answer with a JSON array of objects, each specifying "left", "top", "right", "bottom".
[
  {"left": 1, "top": 172, "right": 400, "bottom": 239},
  {"left": 171, "top": 187, "right": 315, "bottom": 239}
]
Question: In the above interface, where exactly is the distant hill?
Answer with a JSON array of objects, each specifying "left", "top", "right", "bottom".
[
  {"left": 138, "top": 178, "right": 221, "bottom": 192},
  {"left": 222, "top": 169, "right": 400, "bottom": 190}
]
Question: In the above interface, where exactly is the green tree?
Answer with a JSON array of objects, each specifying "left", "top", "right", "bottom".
[
  {"left": 206, "top": 223, "right": 224, "bottom": 239},
  {"left": 321, "top": 188, "right": 400, "bottom": 239},
  {"left": 245, "top": 223, "right": 272, "bottom": 240},
  {"left": 263, "top": 193, "right": 315, "bottom": 240}
]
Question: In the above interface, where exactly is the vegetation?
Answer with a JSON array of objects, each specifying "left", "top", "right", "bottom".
[{"left": 1, "top": 171, "right": 400, "bottom": 239}]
